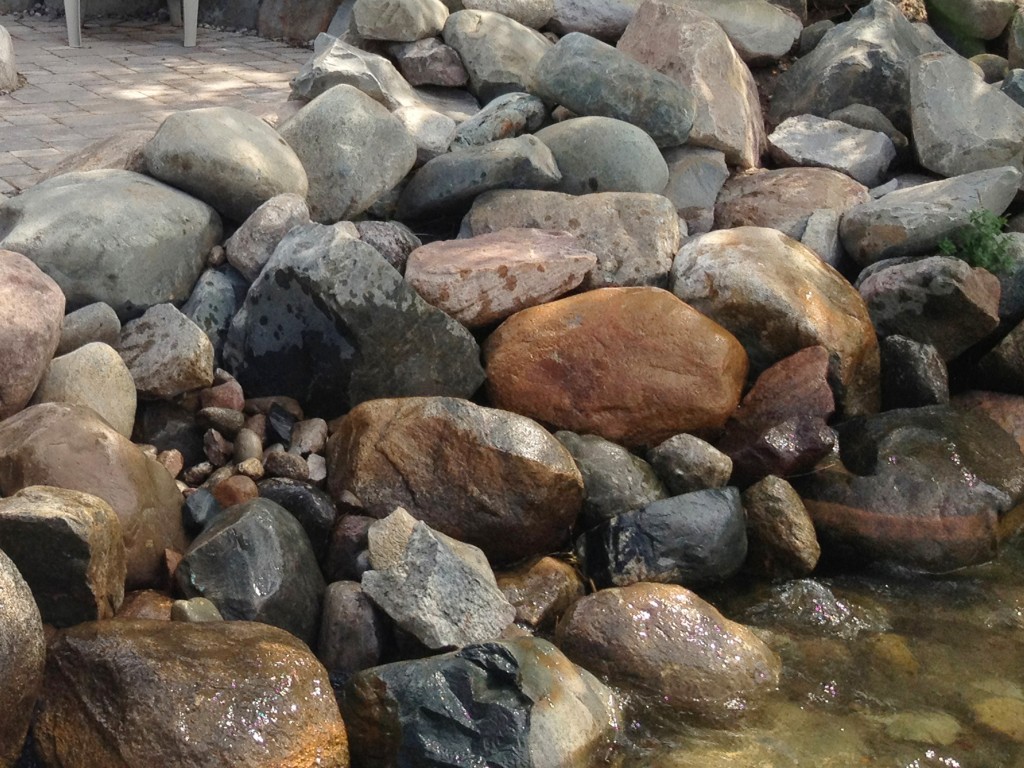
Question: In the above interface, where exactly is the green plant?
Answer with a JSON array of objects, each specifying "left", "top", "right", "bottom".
[{"left": 938, "top": 207, "right": 1014, "bottom": 274}]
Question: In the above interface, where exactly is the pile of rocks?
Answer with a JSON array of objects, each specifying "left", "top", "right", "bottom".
[{"left": 4, "top": 0, "right": 1024, "bottom": 764}]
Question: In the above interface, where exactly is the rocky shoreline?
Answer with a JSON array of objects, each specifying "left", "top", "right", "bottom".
[{"left": 3, "top": 0, "right": 1024, "bottom": 764}]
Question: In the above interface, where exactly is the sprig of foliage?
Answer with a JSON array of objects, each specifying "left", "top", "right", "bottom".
[{"left": 938, "top": 208, "right": 1014, "bottom": 274}]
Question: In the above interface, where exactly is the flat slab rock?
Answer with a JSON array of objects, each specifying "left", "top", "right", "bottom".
[
  {"left": 768, "top": 114, "right": 896, "bottom": 187},
  {"left": 405, "top": 228, "right": 597, "bottom": 328}
]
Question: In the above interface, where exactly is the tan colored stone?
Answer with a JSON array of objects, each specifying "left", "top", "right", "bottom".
[
  {"left": 484, "top": 287, "right": 748, "bottom": 448},
  {"left": 405, "top": 228, "right": 597, "bottom": 328},
  {"left": 556, "top": 582, "right": 781, "bottom": 721},
  {"left": 0, "top": 403, "right": 187, "bottom": 589},
  {"left": 742, "top": 475, "right": 821, "bottom": 578},
  {"left": 38, "top": 129, "right": 153, "bottom": 183},
  {"left": 496, "top": 556, "right": 585, "bottom": 630},
  {"left": 618, "top": 0, "right": 764, "bottom": 168},
  {"left": 672, "top": 226, "right": 880, "bottom": 417},
  {"left": 116, "top": 589, "right": 174, "bottom": 620},
  {"left": 33, "top": 619, "right": 349, "bottom": 767},
  {"left": 466, "top": 190, "right": 681, "bottom": 289},
  {"left": 972, "top": 696, "right": 1024, "bottom": 742},
  {"left": 326, "top": 397, "right": 583, "bottom": 565}
]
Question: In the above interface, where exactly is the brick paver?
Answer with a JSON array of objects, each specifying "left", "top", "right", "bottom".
[{"left": 0, "top": 15, "right": 311, "bottom": 196}]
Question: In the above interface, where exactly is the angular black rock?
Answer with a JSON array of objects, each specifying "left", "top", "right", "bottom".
[
  {"left": 257, "top": 478, "right": 338, "bottom": 562},
  {"left": 880, "top": 334, "right": 949, "bottom": 409},
  {"left": 181, "top": 488, "right": 223, "bottom": 536},
  {"left": 181, "top": 265, "right": 248, "bottom": 365}
]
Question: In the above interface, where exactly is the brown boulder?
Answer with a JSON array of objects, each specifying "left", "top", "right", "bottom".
[
  {"left": 953, "top": 390, "right": 1024, "bottom": 455},
  {"left": 0, "top": 249, "right": 65, "bottom": 420},
  {"left": 33, "top": 619, "right": 349, "bottom": 768},
  {"left": 0, "top": 403, "right": 187, "bottom": 589},
  {"left": 484, "top": 287, "right": 748, "bottom": 447},
  {"left": 496, "top": 556, "right": 586, "bottom": 631},
  {"left": 326, "top": 397, "right": 583, "bottom": 565},
  {"left": 671, "top": 226, "right": 880, "bottom": 417},
  {"left": 742, "top": 475, "right": 821, "bottom": 578},
  {"left": 555, "top": 582, "right": 780, "bottom": 722}
]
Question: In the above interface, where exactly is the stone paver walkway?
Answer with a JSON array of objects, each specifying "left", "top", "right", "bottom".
[{"left": 0, "top": 15, "right": 311, "bottom": 196}]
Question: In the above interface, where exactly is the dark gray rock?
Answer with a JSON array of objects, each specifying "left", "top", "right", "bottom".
[
  {"left": 661, "top": 146, "right": 728, "bottom": 234},
  {"left": 355, "top": 220, "right": 421, "bottom": 274},
  {"left": 258, "top": 478, "right": 338, "bottom": 562},
  {"left": 976, "top": 320, "right": 1024, "bottom": 392},
  {"left": 555, "top": 430, "right": 666, "bottom": 529},
  {"left": 880, "top": 334, "right": 949, "bottom": 408},
  {"left": 176, "top": 497, "right": 326, "bottom": 644},
  {"left": 180, "top": 265, "right": 248, "bottom": 364},
  {"left": 530, "top": 31, "right": 695, "bottom": 148},
  {"left": 579, "top": 487, "right": 748, "bottom": 589},
  {"left": 324, "top": 514, "right": 375, "bottom": 582},
  {"left": 646, "top": 433, "right": 732, "bottom": 495},
  {"left": 451, "top": 92, "right": 547, "bottom": 148},
  {"left": 318, "top": 580, "right": 389, "bottom": 683},
  {"left": 1002, "top": 68, "right": 1024, "bottom": 108},
  {"left": 223, "top": 223, "right": 484, "bottom": 418},
  {"left": 800, "top": 19, "right": 834, "bottom": 52},
  {"left": 182, "top": 488, "right": 223, "bottom": 536},
  {"left": 389, "top": 37, "right": 468, "bottom": 87}
]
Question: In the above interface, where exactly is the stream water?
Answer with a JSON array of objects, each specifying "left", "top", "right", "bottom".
[{"left": 601, "top": 532, "right": 1024, "bottom": 767}]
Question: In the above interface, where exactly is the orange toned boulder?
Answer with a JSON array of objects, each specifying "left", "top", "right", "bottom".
[
  {"left": 0, "top": 403, "right": 187, "bottom": 589},
  {"left": 33, "top": 620, "right": 349, "bottom": 768},
  {"left": 484, "top": 287, "right": 748, "bottom": 448}
]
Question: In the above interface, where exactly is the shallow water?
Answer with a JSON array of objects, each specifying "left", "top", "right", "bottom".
[{"left": 602, "top": 533, "right": 1024, "bottom": 767}]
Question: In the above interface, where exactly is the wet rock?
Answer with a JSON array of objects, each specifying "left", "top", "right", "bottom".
[
  {"left": 170, "top": 596, "right": 223, "bottom": 622},
  {"left": 264, "top": 449, "right": 310, "bottom": 481},
  {"left": 859, "top": 256, "right": 1001, "bottom": 360},
  {"left": 324, "top": 515, "right": 375, "bottom": 582},
  {"left": 318, "top": 580, "right": 389, "bottom": 681},
  {"left": 556, "top": 582, "right": 780, "bottom": 721},
  {"left": 223, "top": 223, "right": 484, "bottom": 418},
  {"left": 279, "top": 84, "right": 417, "bottom": 223},
  {"left": 485, "top": 287, "right": 748, "bottom": 447},
  {"left": 116, "top": 589, "right": 174, "bottom": 620},
  {"left": 715, "top": 167, "right": 870, "bottom": 240},
  {"left": 672, "top": 227, "right": 880, "bottom": 417},
  {"left": 496, "top": 556, "right": 585, "bottom": 632},
  {"left": 885, "top": 710, "right": 962, "bottom": 745},
  {"left": 0, "top": 486, "right": 125, "bottom": 627},
  {"left": 0, "top": 403, "right": 186, "bottom": 589},
  {"left": 182, "top": 487, "right": 222, "bottom": 535},
  {"left": 976, "top": 320, "right": 1024, "bottom": 392},
  {"left": 467, "top": 190, "right": 681, "bottom": 289},
  {"left": 768, "top": 115, "right": 896, "bottom": 186},
  {"left": 740, "top": 578, "right": 890, "bottom": 639},
  {"left": 647, "top": 433, "right": 732, "bottom": 495},
  {"left": 327, "top": 397, "right": 583, "bottom": 564},
  {"left": 144, "top": 107, "right": 308, "bottom": 223},
  {"left": 355, "top": 220, "right": 422, "bottom": 274},
  {"left": 56, "top": 301, "right": 120, "bottom": 356},
  {"left": 580, "top": 487, "right": 747, "bottom": 588},
  {"left": 389, "top": 38, "right": 468, "bottom": 87},
  {"left": 0, "top": 251, "right": 63, "bottom": 424},
  {"left": 443, "top": 9, "right": 551, "bottom": 101},
  {"left": 742, "top": 475, "right": 821, "bottom": 578},
  {"left": 452, "top": 91, "right": 547, "bottom": 148},
  {"left": 530, "top": 31, "right": 695, "bottom": 148},
  {"left": 225, "top": 193, "right": 311, "bottom": 283},
  {"left": 839, "top": 165, "right": 1021, "bottom": 265},
  {"left": 362, "top": 507, "right": 514, "bottom": 648},
  {"left": 618, "top": 0, "right": 764, "bottom": 168},
  {"left": 0, "top": 548, "right": 45, "bottom": 767},
  {"left": 258, "top": 478, "right": 338, "bottom": 562},
  {"left": 33, "top": 620, "right": 349, "bottom": 767},
  {"left": 176, "top": 498, "right": 325, "bottom": 644},
  {"left": 972, "top": 696, "right": 1024, "bottom": 742},
  {"left": 405, "top": 229, "right": 597, "bottom": 328},
  {"left": 119, "top": 303, "right": 215, "bottom": 399},
  {"left": 211, "top": 474, "right": 260, "bottom": 508},
  {"left": 880, "top": 334, "right": 949, "bottom": 408},
  {"left": 353, "top": 0, "right": 449, "bottom": 41},
  {"left": 342, "top": 637, "right": 616, "bottom": 768},
  {"left": 180, "top": 266, "right": 249, "bottom": 364},
  {"left": 0, "top": 170, "right": 221, "bottom": 319},
  {"left": 555, "top": 431, "right": 667, "bottom": 528},
  {"left": 796, "top": 405, "right": 1024, "bottom": 571},
  {"left": 678, "top": 0, "right": 802, "bottom": 64},
  {"left": 662, "top": 147, "right": 729, "bottom": 234}
]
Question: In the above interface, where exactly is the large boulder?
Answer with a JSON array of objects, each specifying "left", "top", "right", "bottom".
[
  {"left": 353, "top": 0, "right": 449, "bottom": 41},
  {"left": 279, "top": 84, "right": 417, "bottom": 223},
  {"left": 326, "top": 397, "right": 583, "bottom": 565},
  {"left": 257, "top": 0, "right": 339, "bottom": 43},
  {"left": 143, "top": 107, "right": 308, "bottom": 223},
  {"left": 33, "top": 620, "right": 349, "bottom": 767},
  {"left": 767, "top": 115, "right": 896, "bottom": 187},
  {"left": 0, "top": 403, "right": 187, "bottom": 589},
  {"left": 0, "top": 170, "right": 222, "bottom": 319},
  {"left": 484, "top": 287, "right": 748, "bottom": 447},
  {"left": 671, "top": 226, "right": 880, "bottom": 417},
  {"left": 0, "top": 249, "right": 64, "bottom": 421},
  {"left": 547, "top": 0, "right": 642, "bottom": 39},
  {"left": 617, "top": 0, "right": 765, "bottom": 168},
  {"left": 223, "top": 223, "right": 484, "bottom": 418},
  {"left": 119, "top": 303, "right": 216, "bottom": 399},
  {"left": 342, "top": 637, "right": 617, "bottom": 768},
  {"left": 674, "top": 0, "right": 802, "bottom": 65}
]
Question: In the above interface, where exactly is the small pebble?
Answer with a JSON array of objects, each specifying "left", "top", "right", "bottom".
[
  {"left": 236, "top": 457, "right": 265, "bottom": 480},
  {"left": 200, "top": 379, "right": 245, "bottom": 411},
  {"left": 157, "top": 449, "right": 185, "bottom": 479},
  {"left": 289, "top": 418, "right": 328, "bottom": 456},
  {"left": 211, "top": 474, "right": 260, "bottom": 507},
  {"left": 203, "top": 429, "right": 234, "bottom": 466},
  {"left": 182, "top": 461, "right": 215, "bottom": 485},
  {"left": 171, "top": 597, "right": 223, "bottom": 622},
  {"left": 264, "top": 449, "right": 309, "bottom": 481},
  {"left": 199, "top": 407, "right": 245, "bottom": 437}
]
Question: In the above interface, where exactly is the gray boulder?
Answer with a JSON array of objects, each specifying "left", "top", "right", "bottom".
[
  {"left": 531, "top": 31, "right": 695, "bottom": 148},
  {"left": 389, "top": 37, "right": 468, "bottom": 87},
  {"left": 676, "top": 0, "right": 802, "bottom": 65},
  {"left": 317, "top": 580, "right": 388, "bottom": 680},
  {"left": 143, "top": 107, "right": 308, "bottom": 223},
  {"left": 927, "top": 0, "right": 1016, "bottom": 40},
  {"left": 646, "top": 433, "right": 733, "bottom": 496},
  {"left": 535, "top": 116, "right": 669, "bottom": 195},
  {"left": 355, "top": 219, "right": 422, "bottom": 273},
  {"left": 880, "top": 334, "right": 950, "bottom": 408},
  {"left": 910, "top": 50, "right": 1024, "bottom": 178},
  {"left": 443, "top": 9, "right": 552, "bottom": 102},
  {"left": 352, "top": 0, "right": 449, "bottom": 41},
  {"left": 223, "top": 223, "right": 484, "bottom": 418},
  {"left": 279, "top": 84, "right": 417, "bottom": 223},
  {"left": 119, "top": 303, "right": 215, "bottom": 399},
  {"left": 463, "top": 0, "right": 553, "bottom": 27},
  {"left": 56, "top": 302, "right": 120, "bottom": 356},
  {"left": 225, "top": 193, "right": 311, "bottom": 283},
  {"left": 0, "top": 170, "right": 221, "bottom": 320},
  {"left": 768, "top": 114, "right": 896, "bottom": 186},
  {"left": 452, "top": 91, "right": 547, "bottom": 148},
  {"left": 661, "top": 147, "right": 729, "bottom": 234},
  {"left": 547, "top": 0, "right": 642, "bottom": 40},
  {"left": 393, "top": 104, "right": 456, "bottom": 164},
  {"left": 180, "top": 266, "right": 249, "bottom": 364}
]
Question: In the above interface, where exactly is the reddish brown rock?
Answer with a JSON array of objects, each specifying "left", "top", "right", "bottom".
[
  {"left": 952, "top": 390, "right": 1024, "bottom": 454},
  {"left": 200, "top": 379, "right": 245, "bottom": 411},
  {"left": 0, "top": 403, "right": 187, "bottom": 589},
  {"left": 116, "top": 589, "right": 174, "bottom": 620},
  {"left": 496, "top": 556, "right": 585, "bottom": 631},
  {"left": 672, "top": 227, "right": 880, "bottom": 417},
  {"left": 326, "top": 397, "right": 583, "bottom": 565},
  {"left": 484, "top": 287, "right": 748, "bottom": 447},
  {"left": 714, "top": 167, "right": 870, "bottom": 238},
  {"left": 211, "top": 474, "right": 260, "bottom": 508},
  {"left": 405, "top": 228, "right": 597, "bottom": 328},
  {"left": 555, "top": 582, "right": 780, "bottom": 722},
  {"left": 0, "top": 249, "right": 65, "bottom": 420},
  {"left": 33, "top": 619, "right": 349, "bottom": 768}
]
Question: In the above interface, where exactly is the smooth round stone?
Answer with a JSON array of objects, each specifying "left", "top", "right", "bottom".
[
  {"left": 972, "top": 696, "right": 1024, "bottom": 742},
  {"left": 210, "top": 474, "right": 259, "bottom": 508},
  {"left": 885, "top": 710, "right": 961, "bottom": 745},
  {"left": 56, "top": 302, "right": 120, "bottom": 356},
  {"left": 170, "top": 597, "right": 224, "bottom": 623}
]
